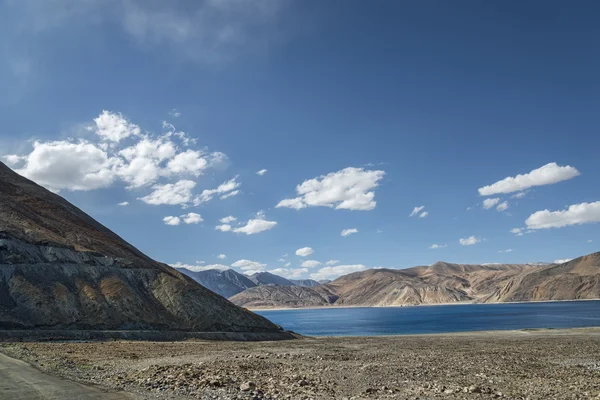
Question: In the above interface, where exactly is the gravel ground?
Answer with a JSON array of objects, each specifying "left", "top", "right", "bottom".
[{"left": 1, "top": 328, "right": 600, "bottom": 400}]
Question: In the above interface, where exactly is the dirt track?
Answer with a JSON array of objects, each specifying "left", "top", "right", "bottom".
[{"left": 2, "top": 328, "right": 600, "bottom": 399}]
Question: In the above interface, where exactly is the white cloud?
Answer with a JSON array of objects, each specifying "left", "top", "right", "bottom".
[
  {"left": 196, "top": 176, "right": 241, "bottom": 204},
  {"left": 163, "top": 216, "right": 181, "bottom": 226},
  {"left": 310, "top": 264, "right": 366, "bottom": 280},
  {"left": 510, "top": 227, "right": 524, "bottom": 236},
  {"left": 276, "top": 167, "right": 385, "bottom": 211},
  {"left": 341, "top": 228, "right": 358, "bottom": 237},
  {"left": 11, "top": 140, "right": 118, "bottom": 192},
  {"left": 215, "top": 224, "right": 232, "bottom": 232},
  {"left": 409, "top": 206, "right": 425, "bottom": 217},
  {"left": 498, "top": 249, "right": 513, "bottom": 253},
  {"left": 512, "top": 191, "right": 528, "bottom": 199},
  {"left": 5, "top": 111, "right": 226, "bottom": 195},
  {"left": 588, "top": 240, "right": 593, "bottom": 243},
  {"left": 217, "top": 254, "right": 226, "bottom": 259},
  {"left": 166, "top": 149, "right": 208, "bottom": 176},
  {"left": 526, "top": 201, "right": 600, "bottom": 229},
  {"left": 232, "top": 212, "right": 277, "bottom": 235},
  {"left": 196, "top": 261, "right": 205, "bottom": 265},
  {"left": 231, "top": 259, "right": 267, "bottom": 272},
  {"left": 181, "top": 212, "right": 203, "bottom": 224},
  {"left": 496, "top": 201, "right": 509, "bottom": 211},
  {"left": 118, "top": 201, "right": 129, "bottom": 206},
  {"left": 459, "top": 236, "right": 481, "bottom": 246},
  {"left": 301, "top": 260, "right": 321, "bottom": 268},
  {"left": 429, "top": 244, "right": 447, "bottom": 249},
  {"left": 419, "top": 211, "right": 428, "bottom": 218},
  {"left": 220, "top": 216, "right": 237, "bottom": 224},
  {"left": 295, "top": 247, "right": 314, "bottom": 257},
  {"left": 478, "top": 163, "right": 580, "bottom": 196},
  {"left": 220, "top": 190, "right": 240, "bottom": 200},
  {"left": 482, "top": 198, "right": 500, "bottom": 209},
  {"left": 139, "top": 180, "right": 196, "bottom": 207},
  {"left": 256, "top": 169, "right": 267, "bottom": 176},
  {"left": 283, "top": 262, "right": 291, "bottom": 267},
  {"left": 325, "top": 260, "right": 339, "bottom": 266},
  {"left": 94, "top": 110, "right": 141, "bottom": 142},
  {"left": 171, "top": 262, "right": 229, "bottom": 272},
  {"left": 554, "top": 258, "right": 573, "bottom": 264},
  {"left": 269, "top": 268, "right": 308, "bottom": 279},
  {"left": 169, "top": 109, "right": 181, "bottom": 118}
]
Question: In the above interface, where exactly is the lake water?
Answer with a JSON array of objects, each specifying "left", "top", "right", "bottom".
[{"left": 255, "top": 300, "right": 600, "bottom": 336}]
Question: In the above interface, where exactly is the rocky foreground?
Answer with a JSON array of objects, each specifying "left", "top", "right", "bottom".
[{"left": 2, "top": 328, "right": 600, "bottom": 399}]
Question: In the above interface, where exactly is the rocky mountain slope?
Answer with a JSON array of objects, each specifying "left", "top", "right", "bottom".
[
  {"left": 290, "top": 279, "right": 321, "bottom": 287},
  {"left": 229, "top": 256, "right": 600, "bottom": 308},
  {"left": 229, "top": 285, "right": 330, "bottom": 308},
  {"left": 176, "top": 268, "right": 256, "bottom": 298},
  {"left": 248, "top": 272, "right": 296, "bottom": 286},
  {"left": 0, "top": 162, "right": 283, "bottom": 334}
]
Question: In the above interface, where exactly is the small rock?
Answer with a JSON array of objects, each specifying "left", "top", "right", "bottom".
[{"left": 240, "top": 381, "right": 256, "bottom": 392}]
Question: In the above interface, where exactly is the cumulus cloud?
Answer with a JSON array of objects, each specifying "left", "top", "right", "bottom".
[
  {"left": 220, "top": 216, "right": 237, "bottom": 224},
  {"left": 526, "top": 201, "right": 600, "bottom": 229},
  {"left": 217, "top": 254, "right": 226, "bottom": 259},
  {"left": 496, "top": 201, "right": 509, "bottom": 211},
  {"left": 511, "top": 191, "right": 528, "bottom": 199},
  {"left": 276, "top": 167, "right": 385, "bottom": 211},
  {"left": 171, "top": 262, "right": 229, "bottom": 272},
  {"left": 459, "top": 236, "right": 481, "bottom": 246},
  {"left": 94, "top": 110, "right": 141, "bottom": 142},
  {"left": 169, "top": 109, "right": 181, "bottom": 118},
  {"left": 310, "top": 264, "right": 366, "bottom": 281},
  {"left": 301, "top": 260, "right": 321, "bottom": 268},
  {"left": 325, "top": 260, "right": 339, "bottom": 266},
  {"left": 269, "top": 268, "right": 308, "bottom": 279},
  {"left": 163, "top": 216, "right": 181, "bottom": 226},
  {"left": 181, "top": 212, "right": 203, "bottom": 224},
  {"left": 256, "top": 169, "right": 267, "bottom": 176},
  {"left": 478, "top": 163, "right": 580, "bottom": 196},
  {"left": 419, "top": 211, "right": 428, "bottom": 218},
  {"left": 510, "top": 228, "right": 524, "bottom": 236},
  {"left": 409, "top": 206, "right": 425, "bottom": 217},
  {"left": 5, "top": 111, "right": 226, "bottom": 195},
  {"left": 554, "top": 258, "right": 573, "bottom": 264},
  {"left": 231, "top": 212, "right": 277, "bottom": 235},
  {"left": 341, "top": 228, "right": 358, "bottom": 237},
  {"left": 482, "top": 198, "right": 500, "bottom": 209},
  {"left": 139, "top": 180, "right": 196, "bottom": 207},
  {"left": 118, "top": 201, "right": 129, "bottom": 206},
  {"left": 429, "top": 244, "right": 447, "bottom": 249},
  {"left": 196, "top": 176, "right": 241, "bottom": 204},
  {"left": 295, "top": 247, "right": 314, "bottom": 257},
  {"left": 215, "top": 224, "right": 232, "bottom": 232},
  {"left": 231, "top": 259, "right": 267, "bottom": 272}
]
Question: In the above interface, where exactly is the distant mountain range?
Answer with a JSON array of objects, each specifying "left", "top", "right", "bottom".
[{"left": 180, "top": 253, "right": 600, "bottom": 309}]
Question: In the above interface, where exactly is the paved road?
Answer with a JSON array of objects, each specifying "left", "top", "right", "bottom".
[{"left": 0, "top": 352, "right": 132, "bottom": 399}]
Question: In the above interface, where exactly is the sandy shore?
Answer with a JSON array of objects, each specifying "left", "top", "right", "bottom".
[{"left": 1, "top": 327, "right": 600, "bottom": 399}]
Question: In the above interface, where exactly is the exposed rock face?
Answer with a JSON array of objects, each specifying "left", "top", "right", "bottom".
[
  {"left": 176, "top": 268, "right": 256, "bottom": 298},
  {"left": 229, "top": 285, "right": 330, "bottom": 308},
  {"left": 0, "top": 162, "right": 282, "bottom": 334},
  {"left": 229, "top": 256, "right": 600, "bottom": 308},
  {"left": 248, "top": 272, "right": 296, "bottom": 287},
  {"left": 290, "top": 279, "right": 321, "bottom": 288}
]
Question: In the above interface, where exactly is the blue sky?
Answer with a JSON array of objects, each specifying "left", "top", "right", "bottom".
[{"left": 1, "top": 0, "right": 598, "bottom": 280}]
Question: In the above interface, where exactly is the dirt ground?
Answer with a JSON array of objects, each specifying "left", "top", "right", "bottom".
[{"left": 1, "top": 328, "right": 600, "bottom": 400}]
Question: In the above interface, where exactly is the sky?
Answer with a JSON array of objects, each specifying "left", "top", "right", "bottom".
[{"left": 1, "top": 0, "right": 599, "bottom": 281}]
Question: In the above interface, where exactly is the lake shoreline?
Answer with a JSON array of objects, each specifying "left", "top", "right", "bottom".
[{"left": 248, "top": 297, "right": 600, "bottom": 311}]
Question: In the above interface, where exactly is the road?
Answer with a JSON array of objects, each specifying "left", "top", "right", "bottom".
[{"left": 0, "top": 352, "right": 132, "bottom": 399}]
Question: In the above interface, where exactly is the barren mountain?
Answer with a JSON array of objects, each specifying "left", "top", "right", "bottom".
[
  {"left": 248, "top": 272, "right": 296, "bottom": 287},
  {"left": 229, "top": 285, "right": 330, "bottom": 309},
  {"left": 230, "top": 257, "right": 600, "bottom": 308},
  {"left": 176, "top": 268, "right": 256, "bottom": 298},
  {"left": 290, "top": 279, "right": 321, "bottom": 288},
  {"left": 0, "top": 162, "right": 284, "bottom": 335}
]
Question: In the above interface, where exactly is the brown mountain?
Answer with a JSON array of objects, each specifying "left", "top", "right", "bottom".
[
  {"left": 230, "top": 285, "right": 330, "bottom": 309},
  {"left": 0, "top": 162, "right": 285, "bottom": 336},
  {"left": 229, "top": 256, "right": 600, "bottom": 308}
]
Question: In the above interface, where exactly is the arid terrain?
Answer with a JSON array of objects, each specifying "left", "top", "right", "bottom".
[{"left": 2, "top": 328, "right": 600, "bottom": 399}]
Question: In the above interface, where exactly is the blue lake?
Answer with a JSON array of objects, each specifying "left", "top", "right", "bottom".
[{"left": 255, "top": 300, "right": 600, "bottom": 336}]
